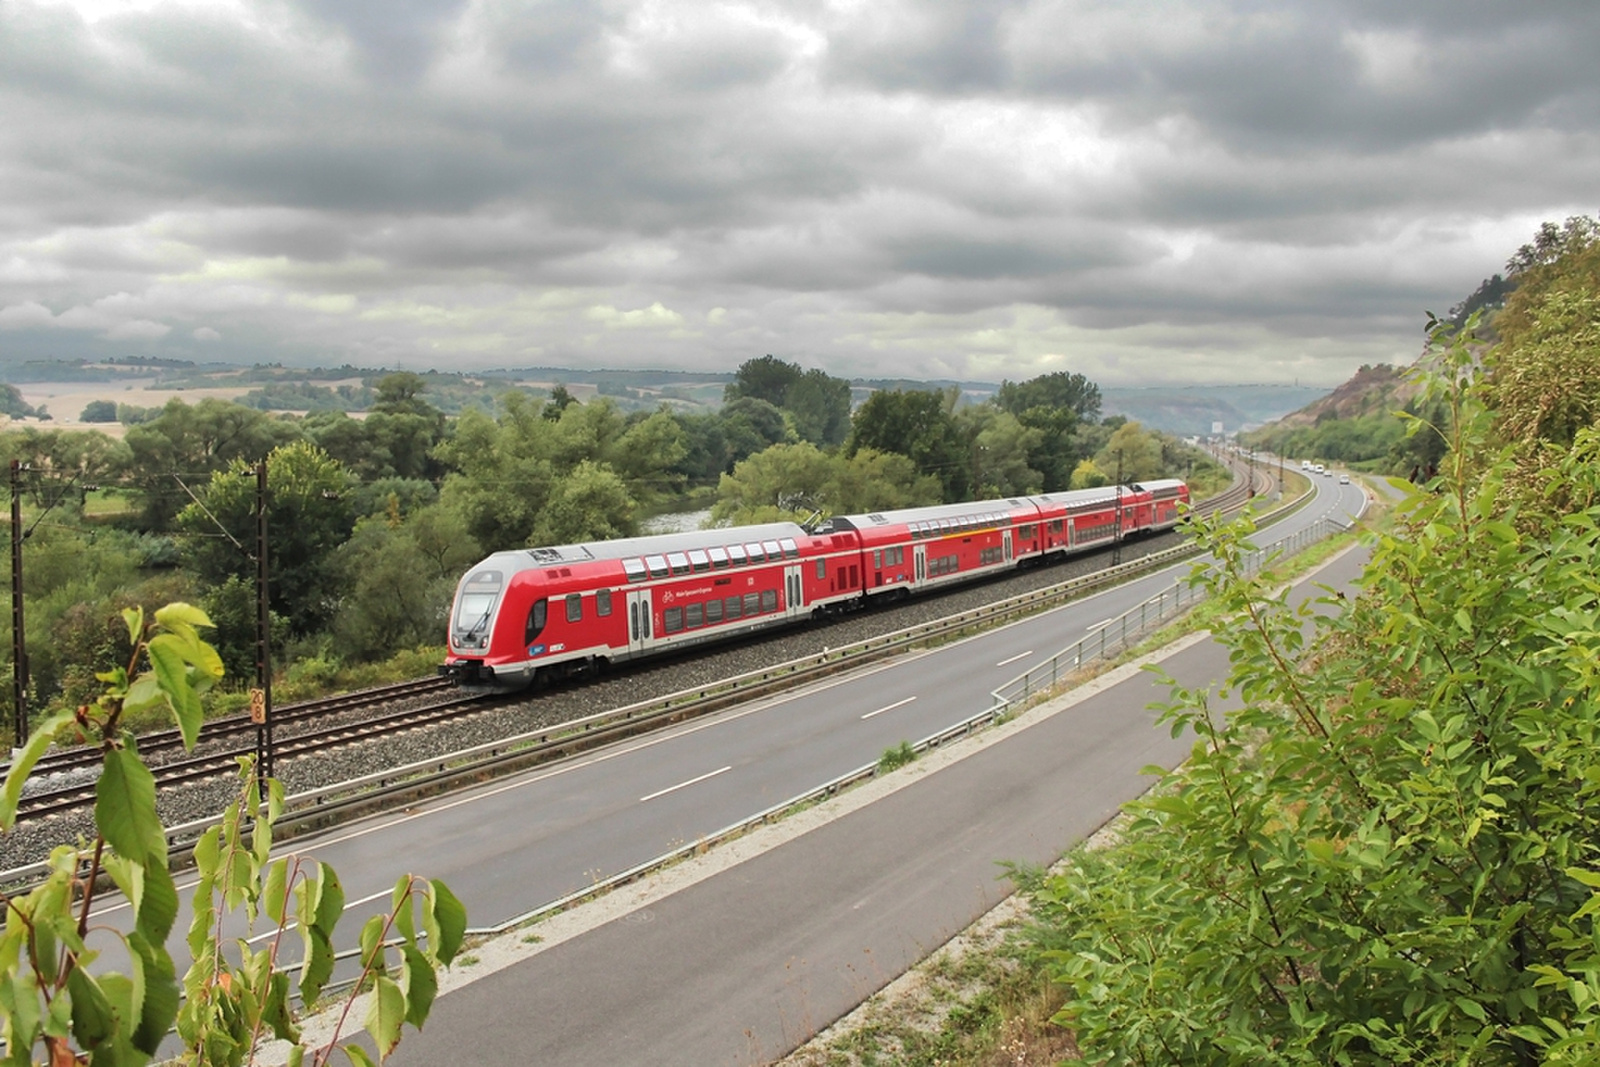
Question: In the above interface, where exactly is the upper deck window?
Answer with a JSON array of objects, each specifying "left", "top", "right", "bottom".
[
  {"left": 623, "top": 559, "right": 647, "bottom": 582},
  {"left": 745, "top": 543, "right": 766, "bottom": 564},
  {"left": 688, "top": 550, "right": 711, "bottom": 572},
  {"left": 645, "top": 555, "right": 670, "bottom": 578},
  {"left": 728, "top": 543, "right": 749, "bottom": 565},
  {"left": 779, "top": 538, "right": 799, "bottom": 559},
  {"left": 762, "top": 539, "right": 783, "bottom": 560},
  {"left": 707, "top": 547, "right": 730, "bottom": 569},
  {"left": 667, "top": 552, "right": 691, "bottom": 575}
]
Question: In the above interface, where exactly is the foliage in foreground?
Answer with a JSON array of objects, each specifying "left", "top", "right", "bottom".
[
  {"left": 0, "top": 605, "right": 464, "bottom": 1064},
  {"left": 1027, "top": 324, "right": 1600, "bottom": 1062}
]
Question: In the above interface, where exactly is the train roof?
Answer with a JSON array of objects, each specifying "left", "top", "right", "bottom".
[
  {"left": 472, "top": 520, "right": 812, "bottom": 573},
  {"left": 1133, "top": 479, "right": 1187, "bottom": 493},
  {"left": 823, "top": 495, "right": 1036, "bottom": 532}
]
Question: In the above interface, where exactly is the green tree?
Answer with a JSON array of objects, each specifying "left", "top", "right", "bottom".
[
  {"left": 718, "top": 396, "right": 792, "bottom": 466},
  {"left": 955, "top": 406, "right": 1044, "bottom": 498},
  {"left": 1094, "top": 420, "right": 1164, "bottom": 483},
  {"left": 710, "top": 442, "right": 937, "bottom": 526},
  {"left": 122, "top": 399, "right": 301, "bottom": 530},
  {"left": 332, "top": 507, "right": 479, "bottom": 661},
  {"left": 784, "top": 368, "right": 853, "bottom": 447},
  {"left": 176, "top": 441, "right": 353, "bottom": 635},
  {"left": 80, "top": 399, "right": 118, "bottom": 422},
  {"left": 1028, "top": 327, "right": 1600, "bottom": 1064},
  {"left": 846, "top": 388, "right": 970, "bottom": 502},
  {"left": 725, "top": 355, "right": 804, "bottom": 407},
  {"left": 0, "top": 604, "right": 463, "bottom": 1064}
]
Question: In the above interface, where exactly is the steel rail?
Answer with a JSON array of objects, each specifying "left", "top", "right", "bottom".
[{"left": 5, "top": 459, "right": 1264, "bottom": 837}]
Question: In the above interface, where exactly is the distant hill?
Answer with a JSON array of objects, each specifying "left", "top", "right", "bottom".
[
  {"left": 1100, "top": 384, "right": 1333, "bottom": 436},
  {"left": 1263, "top": 364, "right": 1421, "bottom": 430},
  {"left": 1241, "top": 361, "right": 1439, "bottom": 472}
]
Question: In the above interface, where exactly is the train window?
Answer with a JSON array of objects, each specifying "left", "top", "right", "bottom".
[
  {"left": 779, "top": 538, "right": 799, "bottom": 559},
  {"left": 667, "top": 552, "right": 690, "bottom": 575},
  {"left": 663, "top": 607, "right": 683, "bottom": 634},
  {"left": 596, "top": 588, "right": 612, "bottom": 616},
  {"left": 1049, "top": 520, "right": 1064, "bottom": 534},
  {"left": 1018, "top": 524, "right": 1034, "bottom": 539},
  {"left": 706, "top": 599, "right": 723, "bottom": 624},
  {"left": 566, "top": 594, "right": 582, "bottom": 622},
  {"left": 688, "top": 550, "right": 710, "bottom": 572},
  {"left": 708, "top": 546, "right": 730, "bottom": 569},
  {"left": 760, "top": 589, "right": 778, "bottom": 613},
  {"left": 623, "top": 559, "right": 647, "bottom": 582},
  {"left": 745, "top": 543, "right": 765, "bottom": 563},
  {"left": 526, "top": 599, "right": 547, "bottom": 644},
  {"left": 743, "top": 592, "right": 761, "bottom": 616},
  {"left": 727, "top": 544, "right": 748, "bottom": 566},
  {"left": 686, "top": 603, "right": 704, "bottom": 628},
  {"left": 816, "top": 558, "right": 826, "bottom": 580},
  {"left": 629, "top": 602, "right": 638, "bottom": 641},
  {"left": 725, "top": 595, "right": 742, "bottom": 619},
  {"left": 762, "top": 540, "right": 782, "bottom": 560},
  {"left": 873, "top": 549, "right": 882, "bottom": 570},
  {"left": 646, "top": 555, "right": 669, "bottom": 578}
]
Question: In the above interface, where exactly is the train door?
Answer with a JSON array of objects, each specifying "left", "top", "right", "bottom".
[
  {"left": 914, "top": 544, "right": 926, "bottom": 587},
  {"left": 784, "top": 563, "right": 805, "bottom": 618},
  {"left": 1003, "top": 530, "right": 1013, "bottom": 563},
  {"left": 625, "top": 589, "right": 655, "bottom": 656}
]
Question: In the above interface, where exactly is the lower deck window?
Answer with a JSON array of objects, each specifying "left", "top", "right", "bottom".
[
  {"left": 725, "top": 595, "right": 743, "bottom": 619},
  {"left": 664, "top": 607, "right": 684, "bottom": 633},
  {"left": 760, "top": 589, "right": 778, "bottom": 613},
  {"left": 686, "top": 603, "right": 704, "bottom": 628},
  {"left": 743, "top": 592, "right": 761, "bottom": 615}
]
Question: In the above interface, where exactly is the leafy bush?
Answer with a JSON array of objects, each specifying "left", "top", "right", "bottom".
[{"left": 1028, "top": 331, "right": 1600, "bottom": 1063}]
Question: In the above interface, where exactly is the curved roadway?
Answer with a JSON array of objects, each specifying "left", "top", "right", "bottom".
[{"left": 98, "top": 473, "right": 1372, "bottom": 1064}]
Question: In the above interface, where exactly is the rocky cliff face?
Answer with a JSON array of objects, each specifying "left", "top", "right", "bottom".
[{"left": 1266, "top": 363, "right": 1421, "bottom": 430}]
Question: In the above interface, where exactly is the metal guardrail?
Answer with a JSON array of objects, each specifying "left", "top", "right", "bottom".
[
  {"left": 0, "top": 468, "right": 1300, "bottom": 888},
  {"left": 455, "top": 512, "right": 1348, "bottom": 940}
]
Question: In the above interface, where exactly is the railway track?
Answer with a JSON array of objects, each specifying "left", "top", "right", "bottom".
[{"left": 8, "top": 459, "right": 1266, "bottom": 825}]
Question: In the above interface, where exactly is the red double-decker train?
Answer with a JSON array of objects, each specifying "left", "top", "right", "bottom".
[{"left": 442, "top": 480, "right": 1189, "bottom": 689}]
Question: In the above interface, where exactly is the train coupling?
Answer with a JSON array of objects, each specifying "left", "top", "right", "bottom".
[{"left": 439, "top": 660, "right": 495, "bottom": 686}]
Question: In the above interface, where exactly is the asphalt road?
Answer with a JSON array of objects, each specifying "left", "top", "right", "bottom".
[
  {"left": 84, "top": 471, "right": 1368, "bottom": 1063},
  {"left": 382, "top": 529, "right": 1371, "bottom": 1065}
]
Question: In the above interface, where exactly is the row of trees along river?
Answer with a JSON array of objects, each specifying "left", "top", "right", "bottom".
[{"left": 0, "top": 358, "right": 1225, "bottom": 742}]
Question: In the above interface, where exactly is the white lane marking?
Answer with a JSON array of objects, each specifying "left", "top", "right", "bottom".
[
  {"left": 87, "top": 657, "right": 921, "bottom": 921},
  {"left": 1086, "top": 617, "right": 1112, "bottom": 631},
  {"left": 640, "top": 766, "right": 732, "bottom": 803},
  {"left": 245, "top": 885, "right": 394, "bottom": 945},
  {"left": 994, "top": 650, "right": 1033, "bottom": 668},
  {"left": 861, "top": 696, "right": 916, "bottom": 720}
]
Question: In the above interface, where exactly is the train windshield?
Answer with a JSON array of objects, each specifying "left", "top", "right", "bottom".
[{"left": 455, "top": 593, "right": 498, "bottom": 632}]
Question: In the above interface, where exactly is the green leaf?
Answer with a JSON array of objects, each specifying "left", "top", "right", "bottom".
[
  {"left": 359, "top": 914, "right": 389, "bottom": 978},
  {"left": 400, "top": 944, "right": 437, "bottom": 1029},
  {"left": 66, "top": 968, "right": 117, "bottom": 1049},
  {"left": 146, "top": 637, "right": 202, "bottom": 749},
  {"left": 155, "top": 601, "right": 213, "bottom": 633},
  {"left": 129, "top": 931, "right": 178, "bottom": 1056},
  {"left": 121, "top": 673, "right": 164, "bottom": 716},
  {"left": 300, "top": 929, "right": 335, "bottom": 1009},
  {"left": 392, "top": 876, "right": 416, "bottom": 948},
  {"left": 364, "top": 975, "right": 406, "bottom": 1060},
  {"left": 314, "top": 864, "right": 346, "bottom": 937},
  {"left": 136, "top": 862, "right": 179, "bottom": 947},
  {"left": 96, "top": 747, "right": 165, "bottom": 865},
  {"left": 425, "top": 880, "right": 467, "bottom": 966},
  {"left": 0, "top": 709, "right": 75, "bottom": 830},
  {"left": 121, "top": 606, "right": 144, "bottom": 646},
  {"left": 261, "top": 970, "right": 299, "bottom": 1044},
  {"left": 263, "top": 859, "right": 290, "bottom": 927},
  {"left": 342, "top": 1045, "right": 378, "bottom": 1067}
]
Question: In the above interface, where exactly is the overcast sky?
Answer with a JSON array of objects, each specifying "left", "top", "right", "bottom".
[{"left": 1, "top": 0, "right": 1595, "bottom": 387}]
